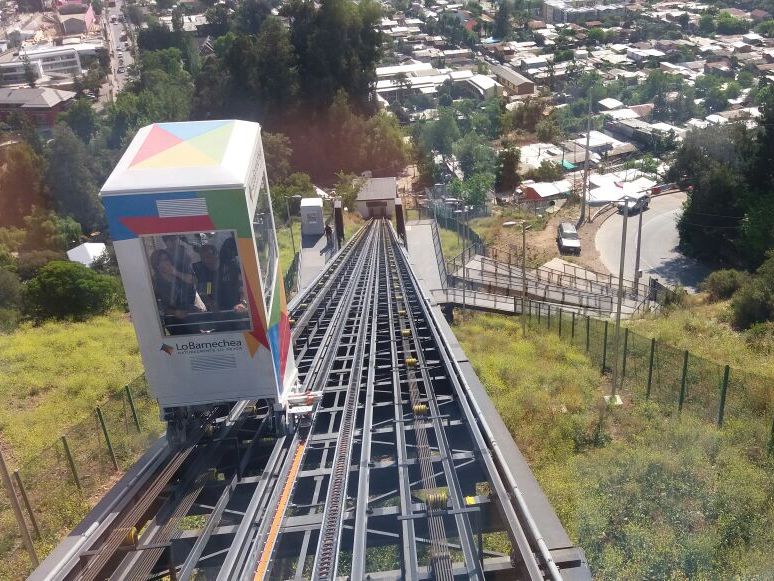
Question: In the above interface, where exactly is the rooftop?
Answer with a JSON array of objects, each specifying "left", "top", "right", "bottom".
[
  {"left": 0, "top": 87, "right": 76, "bottom": 108},
  {"left": 356, "top": 177, "right": 398, "bottom": 201}
]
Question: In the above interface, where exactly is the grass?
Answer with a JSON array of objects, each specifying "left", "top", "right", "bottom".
[
  {"left": 453, "top": 311, "right": 774, "bottom": 579},
  {"left": 0, "top": 311, "right": 143, "bottom": 464},
  {"left": 0, "top": 312, "right": 162, "bottom": 580},
  {"left": 627, "top": 298, "right": 774, "bottom": 378}
]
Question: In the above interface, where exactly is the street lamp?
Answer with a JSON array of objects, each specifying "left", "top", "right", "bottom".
[{"left": 609, "top": 196, "right": 631, "bottom": 405}]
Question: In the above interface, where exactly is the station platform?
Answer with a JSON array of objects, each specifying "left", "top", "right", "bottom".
[{"left": 299, "top": 233, "right": 333, "bottom": 290}]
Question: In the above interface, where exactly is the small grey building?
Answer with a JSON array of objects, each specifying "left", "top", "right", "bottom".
[{"left": 355, "top": 177, "right": 397, "bottom": 219}]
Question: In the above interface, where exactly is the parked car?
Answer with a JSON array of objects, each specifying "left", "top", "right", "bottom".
[
  {"left": 117, "top": 66, "right": 126, "bottom": 74},
  {"left": 615, "top": 195, "right": 650, "bottom": 214},
  {"left": 557, "top": 222, "right": 581, "bottom": 255}
]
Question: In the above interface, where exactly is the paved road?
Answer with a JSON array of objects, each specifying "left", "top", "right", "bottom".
[
  {"left": 595, "top": 192, "right": 710, "bottom": 292},
  {"left": 99, "top": 0, "right": 134, "bottom": 102}
]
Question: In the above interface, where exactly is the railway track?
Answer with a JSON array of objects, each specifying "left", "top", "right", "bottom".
[
  {"left": 36, "top": 219, "right": 579, "bottom": 580},
  {"left": 254, "top": 220, "right": 560, "bottom": 580}
]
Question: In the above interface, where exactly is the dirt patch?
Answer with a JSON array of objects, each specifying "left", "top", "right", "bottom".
[{"left": 481, "top": 201, "right": 615, "bottom": 275}]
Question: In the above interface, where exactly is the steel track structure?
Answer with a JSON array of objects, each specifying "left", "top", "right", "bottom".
[
  {"left": 32, "top": 226, "right": 377, "bottom": 581},
  {"left": 256, "top": 220, "right": 561, "bottom": 580},
  {"left": 35, "top": 219, "right": 589, "bottom": 581}
]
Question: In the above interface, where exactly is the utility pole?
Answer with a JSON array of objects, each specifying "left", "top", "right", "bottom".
[
  {"left": 579, "top": 97, "right": 592, "bottom": 226},
  {"left": 521, "top": 221, "right": 529, "bottom": 338},
  {"left": 610, "top": 200, "right": 629, "bottom": 404},
  {"left": 634, "top": 203, "right": 644, "bottom": 287}
]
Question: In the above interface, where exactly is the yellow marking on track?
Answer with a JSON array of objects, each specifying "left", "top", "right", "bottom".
[{"left": 254, "top": 441, "right": 306, "bottom": 580}]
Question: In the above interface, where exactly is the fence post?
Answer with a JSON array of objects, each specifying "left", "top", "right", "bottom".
[
  {"left": 768, "top": 415, "right": 774, "bottom": 458},
  {"left": 125, "top": 385, "right": 141, "bottom": 433},
  {"left": 61, "top": 435, "right": 81, "bottom": 491},
  {"left": 13, "top": 470, "right": 41, "bottom": 539},
  {"left": 547, "top": 304, "right": 551, "bottom": 329},
  {"left": 558, "top": 309, "right": 563, "bottom": 338},
  {"left": 538, "top": 302, "right": 541, "bottom": 325},
  {"left": 586, "top": 316, "right": 591, "bottom": 352},
  {"left": 646, "top": 338, "right": 656, "bottom": 400},
  {"left": 571, "top": 311, "right": 576, "bottom": 340},
  {"left": 601, "top": 320, "right": 609, "bottom": 373},
  {"left": 717, "top": 365, "right": 730, "bottom": 428},
  {"left": 0, "top": 449, "right": 38, "bottom": 567},
  {"left": 678, "top": 350, "right": 689, "bottom": 413},
  {"left": 96, "top": 407, "right": 119, "bottom": 471},
  {"left": 621, "top": 328, "right": 629, "bottom": 385}
]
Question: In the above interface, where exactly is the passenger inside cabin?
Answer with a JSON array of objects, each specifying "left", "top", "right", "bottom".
[
  {"left": 192, "top": 242, "right": 247, "bottom": 314},
  {"left": 150, "top": 248, "right": 204, "bottom": 335}
]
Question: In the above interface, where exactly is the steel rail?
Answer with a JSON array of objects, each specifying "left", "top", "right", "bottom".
[
  {"left": 311, "top": 222, "right": 380, "bottom": 579},
  {"left": 390, "top": 224, "right": 562, "bottom": 580},
  {"left": 244, "top": 221, "right": 380, "bottom": 579},
  {"left": 385, "top": 221, "right": 482, "bottom": 580}
]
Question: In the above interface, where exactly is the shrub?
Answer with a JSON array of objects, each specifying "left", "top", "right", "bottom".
[
  {"left": 16, "top": 249, "right": 67, "bottom": 281},
  {"left": 0, "top": 268, "right": 22, "bottom": 309},
  {"left": 22, "top": 261, "right": 122, "bottom": 321},
  {"left": 700, "top": 269, "right": 748, "bottom": 302},
  {"left": 745, "top": 321, "right": 774, "bottom": 354},
  {"left": 730, "top": 281, "right": 772, "bottom": 330}
]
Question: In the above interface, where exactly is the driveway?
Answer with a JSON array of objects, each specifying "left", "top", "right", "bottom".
[{"left": 594, "top": 192, "right": 710, "bottom": 292}]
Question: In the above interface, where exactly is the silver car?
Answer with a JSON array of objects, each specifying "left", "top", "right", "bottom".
[{"left": 557, "top": 222, "right": 581, "bottom": 255}]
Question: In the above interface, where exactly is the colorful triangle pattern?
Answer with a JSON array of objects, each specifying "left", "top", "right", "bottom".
[{"left": 130, "top": 121, "right": 235, "bottom": 169}]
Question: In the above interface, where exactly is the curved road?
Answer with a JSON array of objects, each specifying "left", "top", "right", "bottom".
[{"left": 595, "top": 192, "right": 710, "bottom": 292}]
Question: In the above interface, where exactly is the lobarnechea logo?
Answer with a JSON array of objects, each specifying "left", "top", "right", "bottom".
[{"left": 160, "top": 343, "right": 174, "bottom": 355}]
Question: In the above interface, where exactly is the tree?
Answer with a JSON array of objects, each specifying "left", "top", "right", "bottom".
[
  {"left": 536, "top": 117, "right": 561, "bottom": 142},
  {"left": 716, "top": 12, "right": 749, "bottom": 35},
  {"left": 427, "top": 108, "right": 460, "bottom": 157},
  {"left": 45, "top": 125, "right": 103, "bottom": 232},
  {"left": 0, "top": 268, "right": 22, "bottom": 311},
  {"left": 334, "top": 171, "right": 365, "bottom": 211},
  {"left": 21, "top": 208, "right": 82, "bottom": 252},
  {"left": 204, "top": 4, "right": 231, "bottom": 37},
  {"left": 525, "top": 160, "right": 563, "bottom": 182},
  {"left": 91, "top": 0, "right": 103, "bottom": 16},
  {"left": 250, "top": 17, "right": 300, "bottom": 121},
  {"left": 450, "top": 172, "right": 494, "bottom": 207},
  {"left": 264, "top": 132, "right": 293, "bottom": 185},
  {"left": 271, "top": 172, "right": 315, "bottom": 216},
  {"left": 23, "top": 261, "right": 122, "bottom": 321},
  {"left": 699, "top": 14, "right": 715, "bottom": 34},
  {"left": 59, "top": 98, "right": 99, "bottom": 142},
  {"left": 496, "top": 146, "right": 521, "bottom": 192},
  {"left": 233, "top": 0, "right": 272, "bottom": 34},
  {"left": 453, "top": 132, "right": 496, "bottom": 177},
  {"left": 493, "top": 0, "right": 512, "bottom": 39},
  {"left": 286, "top": 0, "right": 383, "bottom": 112},
  {"left": 587, "top": 28, "right": 605, "bottom": 45},
  {"left": 0, "top": 142, "right": 46, "bottom": 227}
]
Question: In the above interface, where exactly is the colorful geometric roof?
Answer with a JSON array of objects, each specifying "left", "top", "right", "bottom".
[{"left": 130, "top": 120, "right": 236, "bottom": 170}]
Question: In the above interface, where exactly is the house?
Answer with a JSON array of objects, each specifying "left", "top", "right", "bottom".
[
  {"left": 520, "top": 179, "right": 572, "bottom": 201},
  {"left": 355, "top": 177, "right": 398, "bottom": 218},
  {"left": 751, "top": 9, "right": 771, "bottom": 21},
  {"left": 57, "top": 3, "right": 95, "bottom": 35},
  {"left": 0, "top": 87, "right": 76, "bottom": 130},
  {"left": 489, "top": 63, "right": 535, "bottom": 96},
  {"left": 598, "top": 97, "right": 624, "bottom": 110}
]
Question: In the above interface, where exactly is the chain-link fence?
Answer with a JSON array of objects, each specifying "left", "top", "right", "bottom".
[
  {"left": 0, "top": 375, "right": 164, "bottom": 579},
  {"left": 523, "top": 304, "right": 774, "bottom": 456}
]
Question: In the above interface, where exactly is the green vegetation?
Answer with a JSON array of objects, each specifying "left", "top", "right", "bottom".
[
  {"left": 0, "top": 311, "right": 142, "bottom": 462},
  {"left": 23, "top": 261, "right": 123, "bottom": 322},
  {"left": 454, "top": 312, "right": 774, "bottom": 578},
  {"left": 670, "top": 89, "right": 774, "bottom": 270}
]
